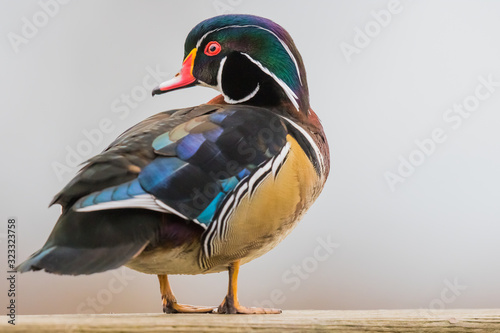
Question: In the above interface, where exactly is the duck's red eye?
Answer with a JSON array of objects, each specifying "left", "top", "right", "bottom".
[{"left": 204, "top": 41, "right": 221, "bottom": 56}]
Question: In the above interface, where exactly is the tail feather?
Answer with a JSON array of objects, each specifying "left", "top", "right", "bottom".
[
  {"left": 16, "top": 243, "right": 145, "bottom": 275},
  {"left": 16, "top": 208, "right": 162, "bottom": 275}
]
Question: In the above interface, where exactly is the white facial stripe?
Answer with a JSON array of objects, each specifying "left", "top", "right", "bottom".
[
  {"left": 216, "top": 56, "right": 227, "bottom": 92},
  {"left": 224, "top": 83, "right": 260, "bottom": 104},
  {"left": 241, "top": 53, "right": 300, "bottom": 112},
  {"left": 196, "top": 24, "right": 302, "bottom": 86},
  {"left": 210, "top": 28, "right": 301, "bottom": 111},
  {"left": 277, "top": 37, "right": 302, "bottom": 85},
  {"left": 279, "top": 116, "right": 325, "bottom": 177},
  {"left": 197, "top": 79, "right": 215, "bottom": 88},
  {"left": 216, "top": 55, "right": 261, "bottom": 104}
]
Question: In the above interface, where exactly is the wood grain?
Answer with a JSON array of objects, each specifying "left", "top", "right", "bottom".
[{"left": 3, "top": 309, "right": 500, "bottom": 332}]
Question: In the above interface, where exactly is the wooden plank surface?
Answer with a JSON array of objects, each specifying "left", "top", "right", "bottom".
[{"left": 3, "top": 309, "right": 500, "bottom": 332}]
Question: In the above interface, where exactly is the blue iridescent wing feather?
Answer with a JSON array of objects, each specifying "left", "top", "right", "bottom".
[{"left": 73, "top": 105, "right": 289, "bottom": 227}]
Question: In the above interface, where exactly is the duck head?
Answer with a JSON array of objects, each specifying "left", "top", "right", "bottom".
[{"left": 153, "top": 14, "right": 310, "bottom": 115}]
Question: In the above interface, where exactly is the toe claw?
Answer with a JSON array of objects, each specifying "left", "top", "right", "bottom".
[
  {"left": 216, "top": 301, "right": 281, "bottom": 314},
  {"left": 163, "top": 302, "right": 216, "bottom": 314}
]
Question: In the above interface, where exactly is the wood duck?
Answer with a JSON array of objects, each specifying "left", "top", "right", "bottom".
[{"left": 17, "top": 14, "right": 330, "bottom": 314}]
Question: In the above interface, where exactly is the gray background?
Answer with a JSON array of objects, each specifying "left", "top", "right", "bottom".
[{"left": 1, "top": 0, "right": 499, "bottom": 314}]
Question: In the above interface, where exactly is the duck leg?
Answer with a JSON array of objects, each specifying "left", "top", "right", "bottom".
[
  {"left": 216, "top": 260, "right": 282, "bottom": 314},
  {"left": 158, "top": 274, "right": 215, "bottom": 313}
]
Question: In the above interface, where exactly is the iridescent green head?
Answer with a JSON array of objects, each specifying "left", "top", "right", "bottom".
[{"left": 153, "top": 15, "right": 310, "bottom": 114}]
